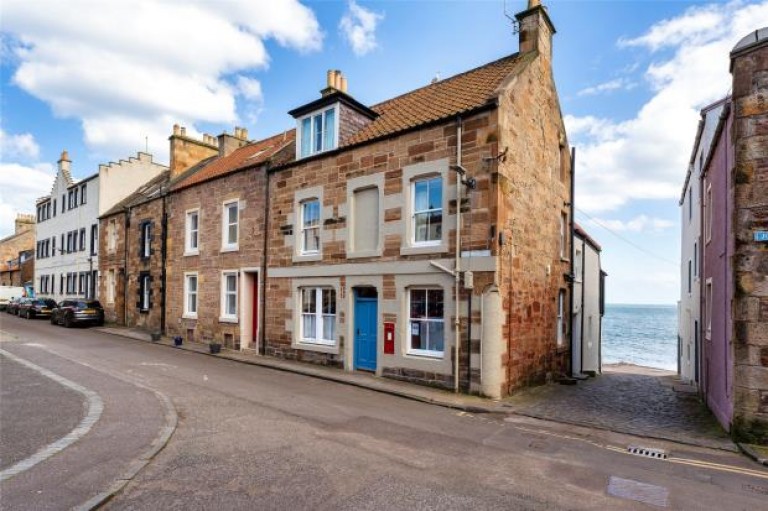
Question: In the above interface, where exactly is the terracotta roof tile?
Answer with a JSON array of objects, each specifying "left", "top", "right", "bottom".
[{"left": 171, "top": 130, "right": 295, "bottom": 191}]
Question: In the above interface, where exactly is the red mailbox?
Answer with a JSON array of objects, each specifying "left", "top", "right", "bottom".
[{"left": 384, "top": 322, "right": 395, "bottom": 354}]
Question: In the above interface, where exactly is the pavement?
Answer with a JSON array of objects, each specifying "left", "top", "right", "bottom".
[{"left": 2, "top": 316, "right": 767, "bottom": 510}]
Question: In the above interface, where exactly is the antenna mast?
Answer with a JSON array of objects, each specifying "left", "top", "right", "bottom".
[{"left": 503, "top": 0, "right": 520, "bottom": 34}]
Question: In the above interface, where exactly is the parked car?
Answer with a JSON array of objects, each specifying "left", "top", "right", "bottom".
[
  {"left": 18, "top": 298, "right": 57, "bottom": 319},
  {"left": 6, "top": 297, "right": 25, "bottom": 316},
  {"left": 50, "top": 300, "right": 105, "bottom": 328}
]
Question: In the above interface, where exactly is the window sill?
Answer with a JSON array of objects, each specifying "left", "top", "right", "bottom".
[
  {"left": 220, "top": 246, "right": 239, "bottom": 253},
  {"left": 293, "top": 252, "right": 323, "bottom": 263},
  {"left": 182, "top": 314, "right": 198, "bottom": 320},
  {"left": 219, "top": 316, "right": 238, "bottom": 324},
  {"left": 292, "top": 340, "right": 339, "bottom": 355},
  {"left": 405, "top": 350, "right": 444, "bottom": 360},
  {"left": 400, "top": 243, "right": 448, "bottom": 256},
  {"left": 184, "top": 250, "right": 200, "bottom": 257}
]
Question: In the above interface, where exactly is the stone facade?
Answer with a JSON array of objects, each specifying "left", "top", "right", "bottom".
[
  {"left": 165, "top": 165, "right": 269, "bottom": 350},
  {"left": 730, "top": 31, "right": 768, "bottom": 443},
  {"left": 0, "top": 214, "right": 35, "bottom": 287}
]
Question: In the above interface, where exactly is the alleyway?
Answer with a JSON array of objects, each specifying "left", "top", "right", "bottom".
[{"left": 506, "top": 364, "right": 734, "bottom": 451}]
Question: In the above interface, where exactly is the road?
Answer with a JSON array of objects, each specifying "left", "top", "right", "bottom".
[{"left": 1, "top": 314, "right": 767, "bottom": 510}]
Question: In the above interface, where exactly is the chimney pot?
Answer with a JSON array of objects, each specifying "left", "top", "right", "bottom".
[
  {"left": 241, "top": 128, "right": 248, "bottom": 140},
  {"left": 173, "top": 124, "right": 180, "bottom": 136},
  {"left": 59, "top": 150, "right": 69, "bottom": 162},
  {"left": 180, "top": 126, "right": 187, "bottom": 137},
  {"left": 340, "top": 75, "right": 348, "bottom": 93},
  {"left": 528, "top": 0, "right": 541, "bottom": 7},
  {"left": 327, "top": 70, "right": 335, "bottom": 89}
]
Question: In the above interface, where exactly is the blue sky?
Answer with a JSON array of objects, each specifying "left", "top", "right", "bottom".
[{"left": 2, "top": 0, "right": 768, "bottom": 304}]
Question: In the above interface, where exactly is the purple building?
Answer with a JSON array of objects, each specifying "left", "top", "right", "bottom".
[{"left": 700, "top": 99, "right": 734, "bottom": 430}]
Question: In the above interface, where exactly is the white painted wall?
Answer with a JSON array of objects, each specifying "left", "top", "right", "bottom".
[
  {"left": 35, "top": 152, "right": 166, "bottom": 303},
  {"left": 571, "top": 231, "right": 603, "bottom": 375},
  {"left": 679, "top": 102, "right": 723, "bottom": 385}
]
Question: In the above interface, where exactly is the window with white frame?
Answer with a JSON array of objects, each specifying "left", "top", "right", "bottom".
[
  {"left": 185, "top": 210, "right": 199, "bottom": 254},
  {"left": 574, "top": 247, "right": 582, "bottom": 281},
  {"left": 221, "top": 272, "right": 238, "bottom": 320},
  {"left": 300, "top": 288, "right": 336, "bottom": 345},
  {"left": 139, "top": 274, "right": 150, "bottom": 311},
  {"left": 108, "top": 219, "right": 117, "bottom": 253},
  {"left": 705, "top": 279, "right": 713, "bottom": 339},
  {"left": 408, "top": 288, "right": 445, "bottom": 357},
  {"left": 222, "top": 201, "right": 239, "bottom": 250},
  {"left": 141, "top": 221, "right": 152, "bottom": 258},
  {"left": 184, "top": 273, "right": 198, "bottom": 317},
  {"left": 557, "top": 290, "right": 565, "bottom": 346},
  {"left": 301, "top": 199, "right": 320, "bottom": 254},
  {"left": 107, "top": 270, "right": 115, "bottom": 304},
  {"left": 412, "top": 177, "right": 442, "bottom": 245},
  {"left": 298, "top": 107, "right": 337, "bottom": 158}
]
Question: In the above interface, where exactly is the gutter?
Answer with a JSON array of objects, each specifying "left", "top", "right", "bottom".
[
  {"left": 260, "top": 163, "right": 271, "bottom": 355},
  {"left": 160, "top": 191, "right": 168, "bottom": 334},
  {"left": 568, "top": 147, "right": 576, "bottom": 375}
]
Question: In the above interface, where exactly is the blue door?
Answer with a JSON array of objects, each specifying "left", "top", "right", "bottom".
[{"left": 354, "top": 293, "right": 378, "bottom": 371}]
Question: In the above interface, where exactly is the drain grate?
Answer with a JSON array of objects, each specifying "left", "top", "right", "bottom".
[{"left": 627, "top": 446, "right": 668, "bottom": 460}]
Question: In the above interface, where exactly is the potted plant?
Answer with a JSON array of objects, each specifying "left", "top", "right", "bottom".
[{"left": 209, "top": 339, "right": 222, "bottom": 354}]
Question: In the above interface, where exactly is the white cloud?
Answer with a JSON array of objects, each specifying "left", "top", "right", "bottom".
[
  {"left": 0, "top": 161, "right": 55, "bottom": 238},
  {"left": 1, "top": 0, "right": 322, "bottom": 160},
  {"left": 589, "top": 215, "right": 674, "bottom": 233},
  {"left": 340, "top": 1, "right": 384, "bottom": 56},
  {"left": 0, "top": 128, "right": 40, "bottom": 160},
  {"left": 567, "top": 0, "right": 768, "bottom": 213},
  {"left": 577, "top": 78, "right": 636, "bottom": 96}
]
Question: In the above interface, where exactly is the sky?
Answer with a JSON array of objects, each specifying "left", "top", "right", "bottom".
[{"left": 1, "top": 0, "right": 767, "bottom": 305}]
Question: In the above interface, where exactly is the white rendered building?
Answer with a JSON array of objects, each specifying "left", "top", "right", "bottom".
[
  {"left": 678, "top": 99, "right": 727, "bottom": 386},
  {"left": 571, "top": 224, "right": 605, "bottom": 376},
  {"left": 34, "top": 151, "right": 166, "bottom": 302}
]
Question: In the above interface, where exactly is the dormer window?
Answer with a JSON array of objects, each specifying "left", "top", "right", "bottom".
[{"left": 298, "top": 106, "right": 338, "bottom": 158}]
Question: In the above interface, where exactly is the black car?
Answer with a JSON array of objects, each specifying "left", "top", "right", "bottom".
[
  {"left": 18, "top": 298, "right": 57, "bottom": 319},
  {"left": 51, "top": 300, "right": 105, "bottom": 328}
]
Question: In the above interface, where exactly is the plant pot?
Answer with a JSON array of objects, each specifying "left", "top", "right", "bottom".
[
  {"left": 209, "top": 343, "right": 222, "bottom": 354},
  {"left": 173, "top": 336, "right": 183, "bottom": 346},
  {"left": 151, "top": 332, "right": 162, "bottom": 342}
]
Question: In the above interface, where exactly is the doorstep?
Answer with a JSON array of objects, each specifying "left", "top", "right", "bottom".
[{"left": 96, "top": 326, "right": 502, "bottom": 414}]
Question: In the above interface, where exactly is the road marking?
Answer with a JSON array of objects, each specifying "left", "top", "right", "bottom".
[{"left": 0, "top": 348, "right": 104, "bottom": 482}]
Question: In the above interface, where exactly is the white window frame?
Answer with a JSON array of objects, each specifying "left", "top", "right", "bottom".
[
  {"left": 140, "top": 274, "right": 151, "bottom": 311},
  {"left": 183, "top": 272, "right": 199, "bottom": 319},
  {"left": 407, "top": 288, "right": 445, "bottom": 358},
  {"left": 296, "top": 104, "right": 340, "bottom": 159},
  {"left": 108, "top": 219, "right": 117, "bottom": 253},
  {"left": 185, "top": 209, "right": 200, "bottom": 255},
  {"left": 705, "top": 278, "right": 713, "bottom": 340},
  {"left": 557, "top": 290, "right": 565, "bottom": 346},
  {"left": 220, "top": 270, "right": 238, "bottom": 322},
  {"left": 560, "top": 212, "right": 568, "bottom": 260},
  {"left": 299, "top": 287, "right": 337, "bottom": 346},
  {"left": 221, "top": 200, "right": 239, "bottom": 252},
  {"left": 141, "top": 222, "right": 151, "bottom": 258},
  {"left": 411, "top": 176, "right": 443, "bottom": 247},
  {"left": 301, "top": 199, "right": 321, "bottom": 255},
  {"left": 107, "top": 270, "right": 115, "bottom": 305}
]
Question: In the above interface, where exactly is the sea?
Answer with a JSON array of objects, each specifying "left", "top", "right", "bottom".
[{"left": 602, "top": 304, "right": 678, "bottom": 371}]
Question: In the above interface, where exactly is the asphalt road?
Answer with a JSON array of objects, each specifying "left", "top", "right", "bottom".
[{"left": 1, "top": 313, "right": 767, "bottom": 510}]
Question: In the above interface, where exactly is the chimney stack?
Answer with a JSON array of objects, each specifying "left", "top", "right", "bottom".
[
  {"left": 58, "top": 149, "right": 71, "bottom": 175},
  {"left": 15, "top": 213, "right": 35, "bottom": 234},
  {"left": 168, "top": 124, "right": 219, "bottom": 178},
  {"left": 322, "top": 69, "right": 348, "bottom": 96},
  {"left": 218, "top": 126, "right": 248, "bottom": 157},
  {"left": 516, "top": 0, "right": 555, "bottom": 57}
]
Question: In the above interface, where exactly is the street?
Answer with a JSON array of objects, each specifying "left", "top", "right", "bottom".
[{"left": 1, "top": 314, "right": 767, "bottom": 510}]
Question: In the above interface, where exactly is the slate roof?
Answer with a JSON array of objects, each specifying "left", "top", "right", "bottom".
[
  {"left": 171, "top": 131, "right": 295, "bottom": 191},
  {"left": 100, "top": 171, "right": 171, "bottom": 218}
]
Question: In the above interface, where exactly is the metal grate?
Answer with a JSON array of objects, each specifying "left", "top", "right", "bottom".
[{"left": 627, "top": 446, "right": 668, "bottom": 460}]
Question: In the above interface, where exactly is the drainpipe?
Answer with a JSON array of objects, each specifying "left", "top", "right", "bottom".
[
  {"left": 123, "top": 207, "right": 131, "bottom": 326},
  {"left": 260, "top": 163, "right": 271, "bottom": 355},
  {"left": 568, "top": 147, "right": 576, "bottom": 375},
  {"left": 160, "top": 190, "right": 168, "bottom": 335},
  {"left": 454, "top": 117, "right": 463, "bottom": 393}
]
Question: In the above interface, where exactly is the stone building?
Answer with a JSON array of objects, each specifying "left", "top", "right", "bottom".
[
  {"left": 253, "top": 0, "right": 572, "bottom": 397},
  {"left": 692, "top": 28, "right": 767, "bottom": 442},
  {"left": 165, "top": 128, "right": 294, "bottom": 348},
  {"left": 0, "top": 214, "right": 36, "bottom": 287}
]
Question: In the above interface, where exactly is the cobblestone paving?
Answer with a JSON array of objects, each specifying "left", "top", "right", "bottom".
[{"left": 504, "top": 364, "right": 735, "bottom": 451}]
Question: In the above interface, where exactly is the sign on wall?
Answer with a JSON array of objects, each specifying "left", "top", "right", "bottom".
[{"left": 755, "top": 231, "right": 768, "bottom": 242}]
